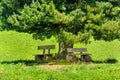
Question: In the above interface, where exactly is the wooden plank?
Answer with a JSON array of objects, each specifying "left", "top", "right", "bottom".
[
  {"left": 43, "top": 49, "right": 45, "bottom": 54},
  {"left": 48, "top": 49, "right": 50, "bottom": 54},
  {"left": 67, "top": 48, "right": 87, "bottom": 52},
  {"left": 38, "top": 45, "right": 55, "bottom": 50}
]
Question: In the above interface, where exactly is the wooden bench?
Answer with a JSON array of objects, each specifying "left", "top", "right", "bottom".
[
  {"left": 35, "top": 45, "right": 55, "bottom": 60},
  {"left": 67, "top": 48, "right": 91, "bottom": 63}
]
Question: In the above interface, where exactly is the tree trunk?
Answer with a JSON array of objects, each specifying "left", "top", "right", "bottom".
[{"left": 56, "top": 41, "right": 73, "bottom": 59}]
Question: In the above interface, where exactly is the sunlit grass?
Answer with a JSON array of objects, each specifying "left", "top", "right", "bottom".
[
  {"left": 0, "top": 63, "right": 120, "bottom": 80},
  {"left": 74, "top": 40, "right": 120, "bottom": 62},
  {"left": 0, "top": 31, "right": 57, "bottom": 61},
  {"left": 0, "top": 31, "right": 120, "bottom": 62},
  {"left": 0, "top": 31, "right": 120, "bottom": 80}
]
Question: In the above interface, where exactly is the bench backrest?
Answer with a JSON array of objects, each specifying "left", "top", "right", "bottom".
[
  {"left": 67, "top": 48, "right": 87, "bottom": 54},
  {"left": 38, "top": 45, "right": 55, "bottom": 50},
  {"left": 38, "top": 45, "right": 55, "bottom": 54}
]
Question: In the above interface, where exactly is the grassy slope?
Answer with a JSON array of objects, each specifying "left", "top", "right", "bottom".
[
  {"left": 74, "top": 40, "right": 120, "bottom": 61},
  {"left": 0, "top": 31, "right": 120, "bottom": 62},
  {"left": 0, "top": 31, "right": 57, "bottom": 61},
  {"left": 0, "top": 31, "right": 120, "bottom": 80}
]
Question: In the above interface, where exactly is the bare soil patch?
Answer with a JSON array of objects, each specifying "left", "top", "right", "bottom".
[{"left": 38, "top": 64, "right": 70, "bottom": 70}]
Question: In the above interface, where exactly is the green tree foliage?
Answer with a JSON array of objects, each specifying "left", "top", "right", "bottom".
[
  {"left": 0, "top": 0, "right": 33, "bottom": 30},
  {"left": 0, "top": 0, "right": 120, "bottom": 57}
]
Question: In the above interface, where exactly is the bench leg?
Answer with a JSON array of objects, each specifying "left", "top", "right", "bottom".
[
  {"left": 80, "top": 54, "right": 91, "bottom": 63},
  {"left": 35, "top": 55, "right": 44, "bottom": 60},
  {"left": 66, "top": 54, "right": 77, "bottom": 63},
  {"left": 44, "top": 55, "right": 52, "bottom": 60},
  {"left": 35, "top": 54, "right": 53, "bottom": 61}
]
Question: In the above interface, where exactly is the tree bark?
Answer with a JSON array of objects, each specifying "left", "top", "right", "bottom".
[{"left": 56, "top": 41, "right": 73, "bottom": 59}]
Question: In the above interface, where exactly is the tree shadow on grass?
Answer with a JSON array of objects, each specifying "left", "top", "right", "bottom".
[
  {"left": 104, "top": 58, "right": 118, "bottom": 64},
  {"left": 0, "top": 58, "right": 118, "bottom": 66},
  {"left": 91, "top": 58, "right": 118, "bottom": 64},
  {"left": 0, "top": 60, "right": 48, "bottom": 66}
]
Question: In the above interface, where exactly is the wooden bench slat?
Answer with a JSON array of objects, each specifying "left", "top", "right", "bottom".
[
  {"left": 38, "top": 45, "right": 55, "bottom": 50},
  {"left": 67, "top": 48, "right": 87, "bottom": 53}
]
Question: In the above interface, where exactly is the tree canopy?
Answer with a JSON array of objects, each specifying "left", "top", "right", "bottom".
[
  {"left": 0, "top": 0, "right": 120, "bottom": 56},
  {"left": 0, "top": 0, "right": 120, "bottom": 57},
  {"left": 4, "top": 0, "right": 119, "bottom": 42}
]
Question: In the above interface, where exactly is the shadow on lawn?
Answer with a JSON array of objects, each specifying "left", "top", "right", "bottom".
[
  {"left": 0, "top": 58, "right": 118, "bottom": 66},
  {"left": 0, "top": 60, "right": 48, "bottom": 66},
  {"left": 92, "top": 58, "right": 118, "bottom": 64}
]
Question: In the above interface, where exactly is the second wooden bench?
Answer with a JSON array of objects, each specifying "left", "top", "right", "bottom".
[{"left": 67, "top": 48, "right": 91, "bottom": 62}]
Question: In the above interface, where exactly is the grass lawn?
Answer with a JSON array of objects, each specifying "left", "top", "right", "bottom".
[
  {"left": 0, "top": 31, "right": 120, "bottom": 80},
  {"left": 0, "top": 63, "right": 120, "bottom": 80}
]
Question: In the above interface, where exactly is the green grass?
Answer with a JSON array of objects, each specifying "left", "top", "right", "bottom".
[
  {"left": 0, "top": 63, "right": 120, "bottom": 80},
  {"left": 0, "top": 31, "right": 120, "bottom": 62},
  {"left": 0, "top": 31, "right": 120, "bottom": 80},
  {"left": 74, "top": 40, "right": 120, "bottom": 62},
  {"left": 0, "top": 31, "right": 57, "bottom": 61}
]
